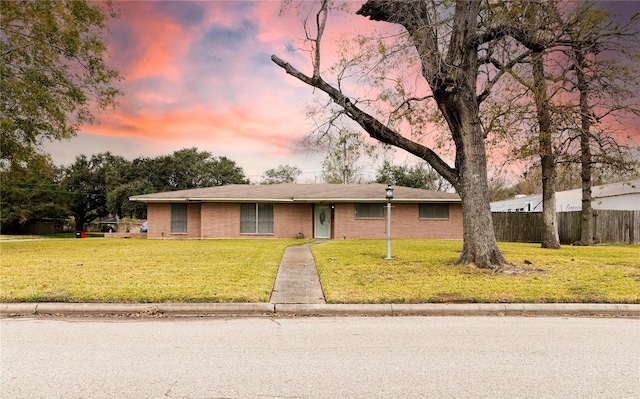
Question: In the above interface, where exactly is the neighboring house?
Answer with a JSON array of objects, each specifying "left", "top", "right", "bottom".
[
  {"left": 490, "top": 179, "right": 640, "bottom": 212},
  {"left": 14, "top": 219, "right": 65, "bottom": 235},
  {"left": 129, "top": 183, "right": 462, "bottom": 240}
]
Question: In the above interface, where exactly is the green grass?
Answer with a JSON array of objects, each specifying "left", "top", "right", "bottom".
[
  {"left": 2, "top": 238, "right": 638, "bottom": 304},
  {"left": 311, "top": 240, "right": 640, "bottom": 304},
  {"left": 1, "top": 239, "right": 307, "bottom": 303}
]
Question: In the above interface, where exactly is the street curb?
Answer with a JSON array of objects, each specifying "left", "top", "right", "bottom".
[
  {"left": 273, "top": 303, "right": 640, "bottom": 317},
  {"left": 390, "top": 303, "right": 640, "bottom": 317},
  {"left": 275, "top": 304, "right": 393, "bottom": 316},
  {"left": 157, "top": 303, "right": 275, "bottom": 315},
  {"left": 0, "top": 302, "right": 275, "bottom": 316},
  {"left": 2, "top": 302, "right": 639, "bottom": 317}
]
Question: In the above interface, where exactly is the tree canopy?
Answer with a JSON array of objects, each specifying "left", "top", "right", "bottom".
[
  {"left": 375, "top": 161, "right": 450, "bottom": 191},
  {"left": 142, "top": 148, "right": 250, "bottom": 192},
  {"left": 61, "top": 152, "right": 120, "bottom": 231},
  {"left": 0, "top": 0, "right": 121, "bottom": 168},
  {"left": 1, "top": 148, "right": 249, "bottom": 233},
  {"left": 0, "top": 154, "right": 67, "bottom": 234},
  {"left": 261, "top": 165, "right": 302, "bottom": 184},
  {"left": 483, "top": 0, "right": 640, "bottom": 246}
]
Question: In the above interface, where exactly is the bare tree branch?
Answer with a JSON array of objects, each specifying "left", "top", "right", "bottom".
[{"left": 271, "top": 54, "right": 458, "bottom": 186}]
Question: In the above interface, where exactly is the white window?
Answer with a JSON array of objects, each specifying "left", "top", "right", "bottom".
[
  {"left": 240, "top": 203, "right": 274, "bottom": 234},
  {"left": 171, "top": 204, "right": 188, "bottom": 233},
  {"left": 419, "top": 203, "right": 449, "bottom": 219},
  {"left": 354, "top": 203, "right": 385, "bottom": 219}
]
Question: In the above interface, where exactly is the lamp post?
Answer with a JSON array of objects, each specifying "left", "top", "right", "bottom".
[{"left": 385, "top": 184, "right": 394, "bottom": 260}]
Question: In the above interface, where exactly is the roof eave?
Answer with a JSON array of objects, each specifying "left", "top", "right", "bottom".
[
  {"left": 129, "top": 197, "right": 296, "bottom": 203},
  {"left": 130, "top": 197, "right": 460, "bottom": 203},
  {"left": 129, "top": 197, "right": 189, "bottom": 203},
  {"left": 294, "top": 198, "right": 460, "bottom": 203}
]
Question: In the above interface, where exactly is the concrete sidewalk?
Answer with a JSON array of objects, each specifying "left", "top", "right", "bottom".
[{"left": 269, "top": 243, "right": 325, "bottom": 304}]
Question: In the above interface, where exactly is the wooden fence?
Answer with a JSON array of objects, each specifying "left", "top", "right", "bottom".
[{"left": 492, "top": 210, "right": 640, "bottom": 245}]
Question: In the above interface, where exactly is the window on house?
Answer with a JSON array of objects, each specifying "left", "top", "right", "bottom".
[
  {"left": 419, "top": 203, "right": 449, "bottom": 219},
  {"left": 240, "top": 203, "right": 274, "bottom": 234},
  {"left": 354, "top": 203, "right": 385, "bottom": 219},
  {"left": 171, "top": 203, "right": 188, "bottom": 233}
]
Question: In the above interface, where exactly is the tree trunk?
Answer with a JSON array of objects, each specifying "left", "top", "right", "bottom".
[
  {"left": 540, "top": 153, "right": 560, "bottom": 248},
  {"left": 578, "top": 136, "right": 593, "bottom": 245},
  {"left": 75, "top": 213, "right": 86, "bottom": 232},
  {"left": 453, "top": 116, "right": 508, "bottom": 268},
  {"left": 575, "top": 49, "right": 593, "bottom": 246},
  {"left": 531, "top": 52, "right": 561, "bottom": 249},
  {"left": 578, "top": 121, "right": 593, "bottom": 246}
]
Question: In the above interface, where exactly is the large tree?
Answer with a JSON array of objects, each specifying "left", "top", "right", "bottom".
[
  {"left": 107, "top": 178, "right": 154, "bottom": 219},
  {"left": 106, "top": 148, "right": 249, "bottom": 216},
  {"left": 61, "top": 153, "right": 123, "bottom": 231},
  {"left": 561, "top": 2, "right": 640, "bottom": 245},
  {"left": 272, "top": 0, "right": 547, "bottom": 269},
  {"left": 143, "top": 148, "right": 249, "bottom": 191},
  {"left": 494, "top": 1, "right": 563, "bottom": 249},
  {"left": 0, "top": 155, "right": 67, "bottom": 233},
  {"left": 376, "top": 161, "right": 450, "bottom": 191},
  {"left": 0, "top": 0, "right": 121, "bottom": 167},
  {"left": 487, "top": 1, "right": 640, "bottom": 246},
  {"left": 261, "top": 165, "right": 302, "bottom": 184},
  {"left": 319, "top": 128, "right": 375, "bottom": 184}
]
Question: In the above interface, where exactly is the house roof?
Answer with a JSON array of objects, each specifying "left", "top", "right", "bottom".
[
  {"left": 130, "top": 183, "right": 461, "bottom": 204},
  {"left": 591, "top": 179, "right": 640, "bottom": 199},
  {"left": 490, "top": 179, "right": 640, "bottom": 212}
]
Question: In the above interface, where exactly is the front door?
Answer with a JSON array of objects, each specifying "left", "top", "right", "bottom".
[{"left": 314, "top": 205, "right": 331, "bottom": 239}]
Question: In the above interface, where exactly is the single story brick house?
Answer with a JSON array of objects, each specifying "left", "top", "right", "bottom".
[{"left": 129, "top": 183, "right": 462, "bottom": 240}]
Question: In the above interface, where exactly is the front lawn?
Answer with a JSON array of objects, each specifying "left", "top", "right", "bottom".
[
  {"left": 2, "top": 238, "right": 638, "bottom": 304},
  {"left": 1, "top": 239, "right": 305, "bottom": 303},
  {"left": 311, "top": 240, "right": 640, "bottom": 304}
]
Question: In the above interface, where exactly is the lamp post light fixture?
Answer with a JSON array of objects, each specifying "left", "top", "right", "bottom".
[{"left": 385, "top": 184, "right": 394, "bottom": 260}]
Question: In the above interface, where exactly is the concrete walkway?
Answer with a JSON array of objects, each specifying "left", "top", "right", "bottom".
[{"left": 270, "top": 243, "right": 325, "bottom": 304}]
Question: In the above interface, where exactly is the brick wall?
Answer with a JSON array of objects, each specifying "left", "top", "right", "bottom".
[
  {"left": 146, "top": 203, "right": 202, "bottom": 238},
  {"left": 200, "top": 203, "right": 313, "bottom": 239},
  {"left": 146, "top": 203, "right": 170, "bottom": 238},
  {"left": 147, "top": 201, "right": 462, "bottom": 240},
  {"left": 274, "top": 203, "right": 313, "bottom": 239},
  {"left": 186, "top": 203, "right": 201, "bottom": 238},
  {"left": 201, "top": 203, "right": 240, "bottom": 238},
  {"left": 333, "top": 203, "right": 386, "bottom": 239},
  {"left": 334, "top": 203, "right": 462, "bottom": 240}
]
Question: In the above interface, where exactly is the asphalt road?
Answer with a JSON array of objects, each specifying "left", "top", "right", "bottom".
[{"left": 1, "top": 316, "right": 638, "bottom": 399}]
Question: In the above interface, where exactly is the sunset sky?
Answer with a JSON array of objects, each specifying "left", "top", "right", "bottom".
[{"left": 44, "top": 1, "right": 640, "bottom": 183}]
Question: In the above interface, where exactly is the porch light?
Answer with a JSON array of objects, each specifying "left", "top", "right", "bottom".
[
  {"left": 385, "top": 184, "right": 393, "bottom": 260},
  {"left": 386, "top": 185, "right": 394, "bottom": 201}
]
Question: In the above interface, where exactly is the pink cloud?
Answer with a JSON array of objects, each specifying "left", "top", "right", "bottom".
[
  {"left": 58, "top": 1, "right": 639, "bottom": 181},
  {"left": 109, "top": 2, "right": 191, "bottom": 81}
]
